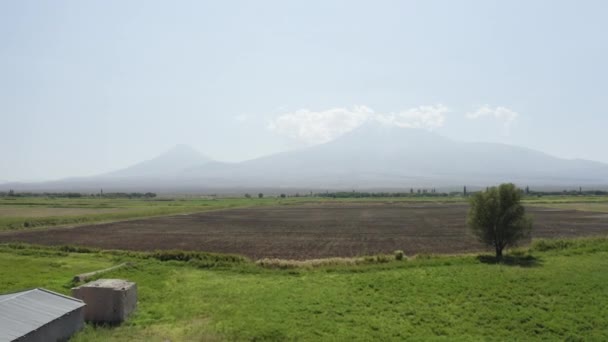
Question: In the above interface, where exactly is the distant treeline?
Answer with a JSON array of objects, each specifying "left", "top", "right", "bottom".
[
  {"left": 314, "top": 188, "right": 608, "bottom": 199},
  {"left": 527, "top": 189, "right": 608, "bottom": 196},
  {"left": 315, "top": 191, "right": 450, "bottom": 198},
  {"left": 0, "top": 190, "right": 157, "bottom": 199},
  {"left": 2, "top": 189, "right": 607, "bottom": 200}
]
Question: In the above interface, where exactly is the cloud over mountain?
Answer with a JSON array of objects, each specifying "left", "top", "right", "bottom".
[
  {"left": 466, "top": 105, "right": 519, "bottom": 134},
  {"left": 268, "top": 104, "right": 449, "bottom": 145}
]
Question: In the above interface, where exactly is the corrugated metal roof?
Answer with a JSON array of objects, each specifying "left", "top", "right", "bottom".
[{"left": 0, "top": 288, "right": 84, "bottom": 341}]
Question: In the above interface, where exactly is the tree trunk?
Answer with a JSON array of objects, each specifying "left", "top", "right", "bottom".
[{"left": 495, "top": 245, "right": 503, "bottom": 261}]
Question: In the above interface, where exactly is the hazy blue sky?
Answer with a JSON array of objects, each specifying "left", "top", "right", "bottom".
[{"left": 2, "top": 0, "right": 607, "bottom": 181}]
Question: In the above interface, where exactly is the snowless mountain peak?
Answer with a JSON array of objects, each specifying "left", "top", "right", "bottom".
[
  {"left": 4, "top": 128, "right": 608, "bottom": 192},
  {"left": 104, "top": 144, "right": 212, "bottom": 178}
]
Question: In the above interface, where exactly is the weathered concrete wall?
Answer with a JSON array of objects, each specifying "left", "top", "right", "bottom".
[
  {"left": 71, "top": 279, "right": 137, "bottom": 324},
  {"left": 19, "top": 307, "right": 84, "bottom": 342}
]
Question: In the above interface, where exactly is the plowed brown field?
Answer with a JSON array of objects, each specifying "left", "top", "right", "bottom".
[{"left": 1, "top": 203, "right": 606, "bottom": 259}]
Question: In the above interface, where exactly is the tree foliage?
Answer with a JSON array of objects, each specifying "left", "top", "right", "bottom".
[
  {"left": 0, "top": 191, "right": 156, "bottom": 198},
  {"left": 467, "top": 183, "right": 532, "bottom": 259}
]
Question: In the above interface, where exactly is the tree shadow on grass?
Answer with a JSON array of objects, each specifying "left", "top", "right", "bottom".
[
  {"left": 476, "top": 253, "right": 543, "bottom": 268},
  {"left": 85, "top": 320, "right": 128, "bottom": 329}
]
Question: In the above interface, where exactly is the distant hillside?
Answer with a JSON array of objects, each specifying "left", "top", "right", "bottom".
[
  {"left": 3, "top": 125, "right": 608, "bottom": 193},
  {"left": 182, "top": 123, "right": 608, "bottom": 189},
  {"left": 103, "top": 144, "right": 212, "bottom": 178}
]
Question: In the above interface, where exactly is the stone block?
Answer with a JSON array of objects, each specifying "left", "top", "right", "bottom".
[{"left": 71, "top": 279, "right": 137, "bottom": 324}]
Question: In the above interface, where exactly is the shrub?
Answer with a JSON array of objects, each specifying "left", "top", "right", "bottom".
[
  {"left": 58, "top": 245, "right": 98, "bottom": 254},
  {"left": 394, "top": 250, "right": 405, "bottom": 261},
  {"left": 149, "top": 250, "right": 247, "bottom": 264}
]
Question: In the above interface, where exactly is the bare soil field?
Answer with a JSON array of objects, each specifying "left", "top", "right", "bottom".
[{"left": 1, "top": 203, "right": 607, "bottom": 259}]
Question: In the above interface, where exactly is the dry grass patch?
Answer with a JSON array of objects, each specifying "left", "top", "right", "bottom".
[{"left": 256, "top": 253, "right": 402, "bottom": 269}]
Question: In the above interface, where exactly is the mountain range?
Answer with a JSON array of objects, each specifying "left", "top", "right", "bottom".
[{"left": 3, "top": 124, "right": 608, "bottom": 193}]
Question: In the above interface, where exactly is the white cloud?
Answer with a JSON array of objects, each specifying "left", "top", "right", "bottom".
[
  {"left": 268, "top": 104, "right": 449, "bottom": 145},
  {"left": 267, "top": 106, "right": 373, "bottom": 145},
  {"left": 465, "top": 105, "right": 519, "bottom": 133},
  {"left": 377, "top": 105, "right": 449, "bottom": 130}
]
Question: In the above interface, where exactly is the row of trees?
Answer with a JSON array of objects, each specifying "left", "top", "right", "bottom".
[
  {"left": 246, "top": 187, "right": 608, "bottom": 199},
  {"left": 0, "top": 191, "right": 156, "bottom": 199},
  {"left": 96, "top": 192, "right": 157, "bottom": 199},
  {"left": 316, "top": 191, "right": 449, "bottom": 198}
]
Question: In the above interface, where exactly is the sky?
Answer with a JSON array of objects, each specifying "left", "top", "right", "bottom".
[{"left": 1, "top": 0, "right": 607, "bottom": 181}]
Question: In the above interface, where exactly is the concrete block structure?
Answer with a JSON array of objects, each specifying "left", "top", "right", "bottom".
[
  {"left": 0, "top": 288, "right": 85, "bottom": 342},
  {"left": 71, "top": 279, "right": 137, "bottom": 324}
]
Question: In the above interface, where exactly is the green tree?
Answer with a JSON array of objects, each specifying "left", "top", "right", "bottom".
[
  {"left": 467, "top": 183, "right": 532, "bottom": 260},
  {"left": 258, "top": 193, "right": 264, "bottom": 198}
]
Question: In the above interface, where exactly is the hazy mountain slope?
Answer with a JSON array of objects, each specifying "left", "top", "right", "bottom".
[
  {"left": 0, "top": 145, "right": 217, "bottom": 192},
  {"left": 3, "top": 125, "right": 608, "bottom": 192},
  {"left": 103, "top": 144, "right": 212, "bottom": 178},
  {"left": 191, "top": 123, "right": 608, "bottom": 188}
]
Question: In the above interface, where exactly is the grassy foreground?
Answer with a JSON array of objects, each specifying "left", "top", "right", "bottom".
[{"left": 1, "top": 238, "right": 607, "bottom": 341}]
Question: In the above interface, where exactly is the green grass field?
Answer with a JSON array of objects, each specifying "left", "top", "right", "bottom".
[
  {"left": 523, "top": 194, "right": 608, "bottom": 213},
  {"left": 0, "top": 197, "right": 285, "bottom": 231},
  {"left": 1, "top": 238, "right": 607, "bottom": 341}
]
